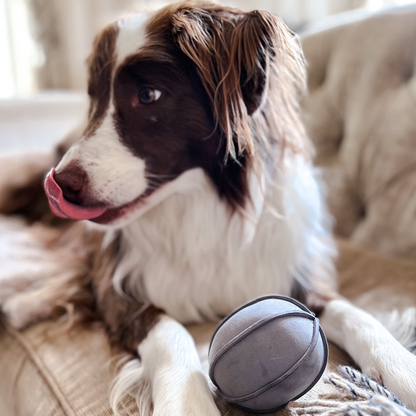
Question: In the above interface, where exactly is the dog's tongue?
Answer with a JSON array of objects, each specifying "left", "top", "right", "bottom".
[{"left": 44, "top": 168, "right": 107, "bottom": 220}]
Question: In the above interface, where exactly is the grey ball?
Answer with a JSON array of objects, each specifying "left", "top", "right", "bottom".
[{"left": 208, "top": 295, "right": 328, "bottom": 413}]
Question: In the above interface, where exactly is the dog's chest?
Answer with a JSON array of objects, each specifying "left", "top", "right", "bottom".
[
  {"left": 140, "top": 213, "right": 295, "bottom": 323},
  {"left": 118, "top": 197, "right": 290, "bottom": 322},
  {"left": 115, "top": 160, "right": 332, "bottom": 324}
]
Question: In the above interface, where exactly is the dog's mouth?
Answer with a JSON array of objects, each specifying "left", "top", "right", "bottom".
[{"left": 44, "top": 168, "right": 150, "bottom": 224}]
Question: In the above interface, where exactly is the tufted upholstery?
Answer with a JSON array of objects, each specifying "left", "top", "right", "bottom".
[{"left": 301, "top": 4, "right": 416, "bottom": 259}]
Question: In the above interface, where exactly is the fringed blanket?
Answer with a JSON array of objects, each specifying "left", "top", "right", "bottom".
[{"left": 290, "top": 366, "right": 415, "bottom": 416}]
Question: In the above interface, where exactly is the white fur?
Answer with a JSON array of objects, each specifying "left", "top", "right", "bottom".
[
  {"left": 53, "top": 11, "right": 162, "bottom": 217},
  {"left": 377, "top": 308, "right": 416, "bottom": 353},
  {"left": 116, "top": 13, "right": 152, "bottom": 66},
  {"left": 3, "top": 9, "right": 416, "bottom": 414},
  {"left": 2, "top": 290, "right": 54, "bottom": 329},
  {"left": 113, "top": 155, "right": 334, "bottom": 324},
  {"left": 56, "top": 106, "right": 147, "bottom": 208},
  {"left": 320, "top": 299, "right": 416, "bottom": 409},
  {"left": 241, "top": 167, "right": 265, "bottom": 246},
  {"left": 106, "top": 154, "right": 337, "bottom": 414},
  {"left": 111, "top": 358, "right": 153, "bottom": 416},
  {"left": 109, "top": 151, "right": 416, "bottom": 412},
  {"left": 112, "top": 315, "right": 220, "bottom": 416},
  {"left": 96, "top": 168, "right": 213, "bottom": 230}
]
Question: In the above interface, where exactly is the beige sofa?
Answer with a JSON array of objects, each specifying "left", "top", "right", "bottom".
[
  {"left": 302, "top": 4, "right": 416, "bottom": 259},
  {"left": 1, "top": 5, "right": 416, "bottom": 415}
]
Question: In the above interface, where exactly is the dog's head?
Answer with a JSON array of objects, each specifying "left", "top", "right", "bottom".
[{"left": 45, "top": 1, "right": 307, "bottom": 227}]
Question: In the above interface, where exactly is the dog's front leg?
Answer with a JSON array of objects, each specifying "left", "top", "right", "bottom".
[
  {"left": 320, "top": 299, "right": 416, "bottom": 410},
  {"left": 139, "top": 315, "right": 221, "bottom": 416},
  {"left": 96, "top": 277, "right": 220, "bottom": 416}
]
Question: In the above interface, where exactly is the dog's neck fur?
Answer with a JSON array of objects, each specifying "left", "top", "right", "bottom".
[{"left": 108, "top": 153, "right": 334, "bottom": 324}]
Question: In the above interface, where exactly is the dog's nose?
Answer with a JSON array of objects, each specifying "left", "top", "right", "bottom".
[{"left": 54, "top": 166, "right": 86, "bottom": 203}]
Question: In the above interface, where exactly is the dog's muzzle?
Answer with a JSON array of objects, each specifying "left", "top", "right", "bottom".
[{"left": 44, "top": 168, "right": 107, "bottom": 220}]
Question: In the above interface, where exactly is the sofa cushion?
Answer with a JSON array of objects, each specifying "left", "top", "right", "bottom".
[{"left": 0, "top": 321, "right": 123, "bottom": 416}]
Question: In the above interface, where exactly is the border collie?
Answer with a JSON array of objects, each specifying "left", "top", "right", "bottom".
[{"left": 1, "top": 1, "right": 416, "bottom": 415}]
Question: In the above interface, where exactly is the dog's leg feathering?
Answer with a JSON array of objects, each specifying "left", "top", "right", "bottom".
[
  {"left": 320, "top": 299, "right": 416, "bottom": 410},
  {"left": 110, "top": 315, "right": 220, "bottom": 416},
  {"left": 111, "top": 358, "right": 152, "bottom": 416},
  {"left": 96, "top": 269, "right": 220, "bottom": 416}
]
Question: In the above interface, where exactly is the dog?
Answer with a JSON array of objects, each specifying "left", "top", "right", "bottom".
[{"left": 1, "top": 1, "right": 416, "bottom": 415}]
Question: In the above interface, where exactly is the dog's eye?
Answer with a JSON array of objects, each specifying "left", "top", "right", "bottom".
[{"left": 139, "top": 88, "right": 161, "bottom": 104}]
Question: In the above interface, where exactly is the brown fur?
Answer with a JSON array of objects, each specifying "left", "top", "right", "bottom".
[
  {"left": 0, "top": 1, "right": 335, "bottom": 358},
  {"left": 84, "top": 24, "right": 119, "bottom": 138},
  {"left": 86, "top": 2, "right": 327, "bottom": 350},
  {"left": 0, "top": 221, "right": 98, "bottom": 329},
  {"left": 20, "top": 223, "right": 164, "bottom": 348},
  {"left": 0, "top": 124, "right": 82, "bottom": 226},
  {"left": 147, "top": 2, "right": 308, "bottom": 163},
  {"left": 1, "top": 171, "right": 61, "bottom": 225},
  {"left": 0, "top": 217, "right": 165, "bottom": 351},
  {"left": 91, "top": 234, "right": 164, "bottom": 353},
  {"left": 291, "top": 279, "right": 339, "bottom": 317},
  {"left": 49, "top": 2, "right": 309, "bottom": 216}
]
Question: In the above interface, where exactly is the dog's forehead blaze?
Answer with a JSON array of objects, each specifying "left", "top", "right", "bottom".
[
  {"left": 84, "top": 12, "right": 155, "bottom": 139},
  {"left": 116, "top": 13, "right": 151, "bottom": 66}
]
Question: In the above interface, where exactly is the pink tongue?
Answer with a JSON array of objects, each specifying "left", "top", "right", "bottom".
[{"left": 44, "top": 168, "right": 107, "bottom": 220}]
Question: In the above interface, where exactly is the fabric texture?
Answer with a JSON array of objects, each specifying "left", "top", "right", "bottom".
[
  {"left": 301, "top": 4, "right": 416, "bottom": 259},
  {"left": 292, "top": 366, "right": 415, "bottom": 416},
  {"left": 2, "top": 239, "right": 416, "bottom": 416},
  {"left": 2, "top": 5, "right": 416, "bottom": 416}
]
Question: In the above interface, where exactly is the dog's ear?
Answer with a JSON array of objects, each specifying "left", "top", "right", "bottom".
[
  {"left": 229, "top": 10, "right": 276, "bottom": 117},
  {"left": 172, "top": 7, "right": 300, "bottom": 159}
]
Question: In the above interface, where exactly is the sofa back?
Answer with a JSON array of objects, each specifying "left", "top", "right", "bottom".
[{"left": 301, "top": 5, "right": 416, "bottom": 259}]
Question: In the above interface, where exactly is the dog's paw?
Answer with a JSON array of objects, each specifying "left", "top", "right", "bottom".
[
  {"left": 153, "top": 371, "right": 221, "bottom": 416},
  {"left": 361, "top": 348, "right": 416, "bottom": 410},
  {"left": 2, "top": 291, "right": 53, "bottom": 329}
]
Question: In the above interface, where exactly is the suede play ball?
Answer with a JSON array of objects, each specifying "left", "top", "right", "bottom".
[{"left": 208, "top": 295, "right": 328, "bottom": 413}]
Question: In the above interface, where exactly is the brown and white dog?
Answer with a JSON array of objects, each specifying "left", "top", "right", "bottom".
[{"left": 1, "top": 1, "right": 416, "bottom": 415}]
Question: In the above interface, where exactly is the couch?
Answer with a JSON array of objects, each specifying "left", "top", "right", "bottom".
[{"left": 1, "top": 5, "right": 416, "bottom": 415}]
